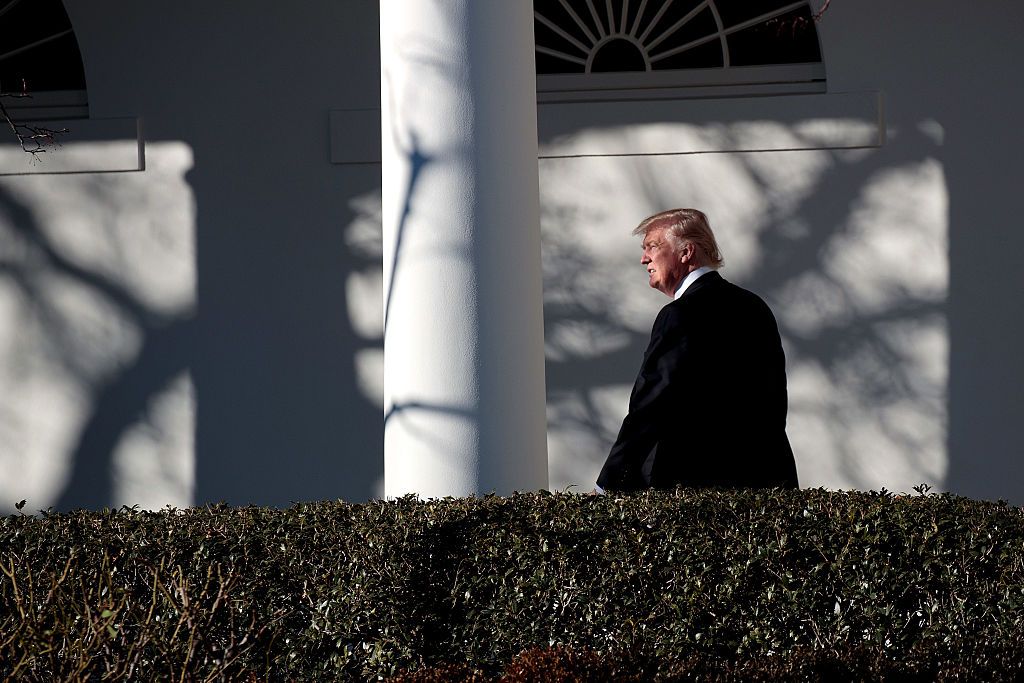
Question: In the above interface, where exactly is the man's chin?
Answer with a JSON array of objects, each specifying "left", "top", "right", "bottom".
[{"left": 650, "top": 279, "right": 676, "bottom": 297}]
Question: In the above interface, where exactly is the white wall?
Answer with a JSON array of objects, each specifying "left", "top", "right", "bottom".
[
  {"left": 541, "top": 0, "right": 1024, "bottom": 503},
  {"left": 540, "top": 147, "right": 948, "bottom": 495},
  {"left": 818, "top": 2, "right": 1024, "bottom": 503},
  {"left": 2, "top": 0, "right": 1022, "bottom": 511},
  {"left": 1, "top": 0, "right": 385, "bottom": 511}
]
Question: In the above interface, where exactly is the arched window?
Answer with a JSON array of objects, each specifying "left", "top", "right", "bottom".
[
  {"left": 0, "top": 0, "right": 88, "bottom": 118},
  {"left": 535, "top": 0, "right": 824, "bottom": 100}
]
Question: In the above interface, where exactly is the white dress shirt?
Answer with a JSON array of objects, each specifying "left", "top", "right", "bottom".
[{"left": 673, "top": 266, "right": 714, "bottom": 300}]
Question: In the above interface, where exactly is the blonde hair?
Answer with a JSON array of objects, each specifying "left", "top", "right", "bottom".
[{"left": 633, "top": 208, "right": 724, "bottom": 269}]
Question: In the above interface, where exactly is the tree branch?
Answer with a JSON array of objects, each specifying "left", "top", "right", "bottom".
[
  {"left": 766, "top": 0, "right": 834, "bottom": 39},
  {"left": 0, "top": 82, "right": 68, "bottom": 158}
]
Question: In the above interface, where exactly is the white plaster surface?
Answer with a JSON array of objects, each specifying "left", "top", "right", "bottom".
[
  {"left": 380, "top": 1, "right": 548, "bottom": 497},
  {"left": 0, "top": 143, "right": 196, "bottom": 510},
  {"left": 540, "top": 148, "right": 949, "bottom": 496},
  {"left": 2, "top": 0, "right": 1023, "bottom": 510}
]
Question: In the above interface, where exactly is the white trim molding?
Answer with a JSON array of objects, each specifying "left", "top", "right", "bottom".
[
  {"left": 537, "top": 63, "right": 826, "bottom": 102},
  {"left": 329, "top": 91, "right": 882, "bottom": 165},
  {"left": 0, "top": 89, "right": 89, "bottom": 121}
]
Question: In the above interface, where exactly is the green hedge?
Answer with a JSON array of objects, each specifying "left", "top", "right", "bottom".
[{"left": 3, "top": 488, "right": 1024, "bottom": 680}]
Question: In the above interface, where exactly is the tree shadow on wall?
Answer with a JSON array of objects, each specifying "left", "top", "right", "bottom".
[
  {"left": 0, "top": 155, "right": 387, "bottom": 511},
  {"left": 540, "top": 122, "right": 947, "bottom": 493},
  {"left": 378, "top": 43, "right": 498, "bottom": 472},
  {"left": 0, "top": 0, "right": 389, "bottom": 512},
  {"left": 0, "top": 182, "right": 194, "bottom": 511}
]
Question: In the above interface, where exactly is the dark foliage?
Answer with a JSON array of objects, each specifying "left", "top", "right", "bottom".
[{"left": 3, "top": 488, "right": 1024, "bottom": 681}]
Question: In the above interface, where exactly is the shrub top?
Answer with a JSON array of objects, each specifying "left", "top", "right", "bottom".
[{"left": 3, "top": 487, "right": 1024, "bottom": 680}]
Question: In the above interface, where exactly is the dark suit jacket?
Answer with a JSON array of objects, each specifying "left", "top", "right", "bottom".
[{"left": 597, "top": 271, "right": 798, "bottom": 491}]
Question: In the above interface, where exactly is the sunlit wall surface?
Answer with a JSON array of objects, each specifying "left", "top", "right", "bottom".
[
  {"left": 0, "top": 144, "right": 196, "bottom": 509},
  {"left": 539, "top": 134, "right": 948, "bottom": 494}
]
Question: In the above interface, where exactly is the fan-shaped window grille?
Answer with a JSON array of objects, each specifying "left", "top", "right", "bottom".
[
  {"left": 0, "top": 0, "right": 87, "bottom": 117},
  {"left": 535, "top": 0, "right": 824, "bottom": 98}
]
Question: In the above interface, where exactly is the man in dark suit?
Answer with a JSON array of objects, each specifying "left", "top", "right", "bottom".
[{"left": 596, "top": 208, "right": 798, "bottom": 492}]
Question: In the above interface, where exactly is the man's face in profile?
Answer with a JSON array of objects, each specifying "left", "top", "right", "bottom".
[{"left": 641, "top": 226, "right": 684, "bottom": 296}]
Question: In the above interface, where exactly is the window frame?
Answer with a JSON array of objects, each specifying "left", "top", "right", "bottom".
[
  {"left": 537, "top": 62, "right": 825, "bottom": 103},
  {"left": 534, "top": 0, "right": 826, "bottom": 103}
]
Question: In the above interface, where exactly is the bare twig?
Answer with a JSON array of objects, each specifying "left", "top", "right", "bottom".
[
  {"left": 0, "top": 80, "right": 68, "bottom": 158},
  {"left": 766, "top": 0, "right": 834, "bottom": 38},
  {"left": 813, "top": 0, "right": 833, "bottom": 21}
]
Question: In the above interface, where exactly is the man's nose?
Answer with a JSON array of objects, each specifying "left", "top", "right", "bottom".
[{"left": 641, "top": 252, "right": 651, "bottom": 264}]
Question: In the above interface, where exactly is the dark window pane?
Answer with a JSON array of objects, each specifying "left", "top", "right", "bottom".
[
  {"left": 590, "top": 0, "right": 613, "bottom": 35},
  {"left": 649, "top": 7, "right": 718, "bottom": 53},
  {"left": 634, "top": 0, "right": 665, "bottom": 39},
  {"left": 535, "top": 19, "right": 589, "bottom": 59},
  {"left": 0, "top": 34, "right": 86, "bottom": 91},
  {"left": 535, "top": 0, "right": 599, "bottom": 49},
  {"left": 653, "top": 37, "right": 724, "bottom": 70},
  {"left": 536, "top": 50, "right": 586, "bottom": 74},
  {"left": 728, "top": 6, "right": 822, "bottom": 66},
  {"left": 715, "top": 0, "right": 804, "bottom": 30},
  {"left": 621, "top": 0, "right": 643, "bottom": 34},
  {"left": 591, "top": 38, "right": 648, "bottom": 72},
  {"left": 643, "top": 0, "right": 710, "bottom": 42},
  {"left": 0, "top": 0, "right": 73, "bottom": 49},
  {"left": 0, "top": 0, "right": 86, "bottom": 92}
]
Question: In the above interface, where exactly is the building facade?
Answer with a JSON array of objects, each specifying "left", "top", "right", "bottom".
[{"left": 1, "top": 1, "right": 1022, "bottom": 510}]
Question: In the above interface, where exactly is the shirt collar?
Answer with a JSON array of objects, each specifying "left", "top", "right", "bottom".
[{"left": 673, "top": 266, "right": 714, "bottom": 300}]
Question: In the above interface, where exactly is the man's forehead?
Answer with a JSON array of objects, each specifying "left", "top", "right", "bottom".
[{"left": 642, "top": 225, "right": 669, "bottom": 242}]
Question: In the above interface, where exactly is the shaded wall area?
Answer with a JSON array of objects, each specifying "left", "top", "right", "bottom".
[{"left": 1, "top": 0, "right": 385, "bottom": 512}]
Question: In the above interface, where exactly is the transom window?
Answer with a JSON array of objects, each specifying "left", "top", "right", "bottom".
[{"left": 535, "top": 0, "right": 822, "bottom": 73}]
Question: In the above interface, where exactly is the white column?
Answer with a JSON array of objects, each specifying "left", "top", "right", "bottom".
[{"left": 380, "top": 2, "right": 548, "bottom": 497}]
